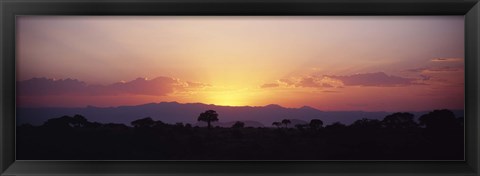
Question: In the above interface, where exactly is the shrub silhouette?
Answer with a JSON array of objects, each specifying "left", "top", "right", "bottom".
[
  {"left": 197, "top": 110, "right": 219, "bottom": 129},
  {"left": 382, "top": 112, "right": 417, "bottom": 129}
]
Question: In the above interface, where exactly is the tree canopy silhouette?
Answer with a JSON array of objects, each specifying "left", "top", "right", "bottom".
[
  {"left": 131, "top": 117, "right": 155, "bottom": 128},
  {"left": 309, "top": 119, "right": 324, "bottom": 130},
  {"left": 325, "top": 122, "right": 346, "bottom": 130},
  {"left": 350, "top": 118, "right": 382, "bottom": 129},
  {"left": 281, "top": 119, "right": 291, "bottom": 128},
  {"left": 232, "top": 121, "right": 245, "bottom": 128},
  {"left": 18, "top": 110, "right": 464, "bottom": 160},
  {"left": 382, "top": 112, "right": 417, "bottom": 129},
  {"left": 419, "top": 109, "right": 459, "bottom": 130},
  {"left": 43, "top": 115, "right": 75, "bottom": 129},
  {"left": 43, "top": 114, "right": 92, "bottom": 129},
  {"left": 197, "top": 110, "right": 219, "bottom": 129},
  {"left": 272, "top": 122, "right": 281, "bottom": 128}
]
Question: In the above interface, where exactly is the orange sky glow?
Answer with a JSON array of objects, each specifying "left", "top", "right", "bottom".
[{"left": 16, "top": 16, "right": 464, "bottom": 111}]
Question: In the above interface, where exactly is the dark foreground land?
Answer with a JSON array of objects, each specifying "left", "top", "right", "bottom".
[{"left": 17, "top": 109, "right": 464, "bottom": 160}]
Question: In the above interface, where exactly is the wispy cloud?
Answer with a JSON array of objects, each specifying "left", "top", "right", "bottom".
[
  {"left": 407, "top": 66, "right": 464, "bottom": 73},
  {"left": 262, "top": 72, "right": 417, "bottom": 89},
  {"left": 261, "top": 76, "right": 344, "bottom": 89},
  {"left": 260, "top": 83, "right": 280, "bottom": 88},
  {"left": 324, "top": 72, "right": 416, "bottom": 87},
  {"left": 431, "top": 58, "right": 463, "bottom": 62},
  {"left": 18, "top": 76, "right": 209, "bottom": 96}
]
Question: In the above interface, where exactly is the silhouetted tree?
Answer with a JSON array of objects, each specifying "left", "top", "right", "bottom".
[
  {"left": 382, "top": 112, "right": 417, "bottom": 129},
  {"left": 197, "top": 110, "right": 219, "bottom": 129},
  {"left": 131, "top": 117, "right": 155, "bottom": 128},
  {"left": 43, "top": 115, "right": 75, "bottom": 129},
  {"left": 272, "top": 122, "right": 282, "bottom": 128},
  {"left": 325, "top": 122, "right": 347, "bottom": 130},
  {"left": 350, "top": 118, "right": 382, "bottom": 129},
  {"left": 232, "top": 121, "right": 245, "bottom": 128},
  {"left": 153, "top": 120, "right": 166, "bottom": 128},
  {"left": 175, "top": 122, "right": 184, "bottom": 127},
  {"left": 419, "top": 109, "right": 458, "bottom": 130},
  {"left": 71, "top": 114, "right": 89, "bottom": 128},
  {"left": 309, "top": 119, "right": 324, "bottom": 130},
  {"left": 42, "top": 114, "right": 97, "bottom": 129},
  {"left": 281, "top": 119, "right": 291, "bottom": 128}
]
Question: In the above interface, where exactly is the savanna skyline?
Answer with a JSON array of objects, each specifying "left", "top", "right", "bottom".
[{"left": 17, "top": 16, "right": 464, "bottom": 112}]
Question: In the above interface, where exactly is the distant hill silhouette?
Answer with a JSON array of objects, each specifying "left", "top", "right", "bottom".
[{"left": 17, "top": 102, "right": 464, "bottom": 127}]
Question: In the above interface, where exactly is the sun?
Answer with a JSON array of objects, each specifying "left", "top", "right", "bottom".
[{"left": 204, "top": 89, "right": 253, "bottom": 107}]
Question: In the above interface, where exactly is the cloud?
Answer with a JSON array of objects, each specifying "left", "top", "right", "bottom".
[
  {"left": 294, "top": 76, "right": 342, "bottom": 88},
  {"left": 278, "top": 78, "right": 296, "bottom": 86},
  {"left": 186, "top": 81, "right": 211, "bottom": 88},
  {"left": 419, "top": 75, "right": 431, "bottom": 81},
  {"left": 431, "top": 58, "right": 463, "bottom": 62},
  {"left": 262, "top": 75, "right": 344, "bottom": 89},
  {"left": 324, "top": 72, "right": 416, "bottom": 87},
  {"left": 18, "top": 78, "right": 89, "bottom": 96},
  {"left": 407, "top": 66, "right": 464, "bottom": 73},
  {"left": 18, "top": 76, "right": 206, "bottom": 96},
  {"left": 261, "top": 72, "right": 420, "bottom": 89},
  {"left": 260, "top": 83, "right": 280, "bottom": 88},
  {"left": 297, "top": 77, "right": 320, "bottom": 88},
  {"left": 425, "top": 66, "right": 464, "bottom": 72},
  {"left": 108, "top": 77, "right": 180, "bottom": 96}
]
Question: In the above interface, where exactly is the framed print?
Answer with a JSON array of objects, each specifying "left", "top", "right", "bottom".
[{"left": 1, "top": 0, "right": 479, "bottom": 175}]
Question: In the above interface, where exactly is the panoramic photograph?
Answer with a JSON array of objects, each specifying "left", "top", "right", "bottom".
[{"left": 16, "top": 16, "right": 464, "bottom": 160}]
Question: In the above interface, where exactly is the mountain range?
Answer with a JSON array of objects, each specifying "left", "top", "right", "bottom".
[{"left": 17, "top": 102, "right": 464, "bottom": 127}]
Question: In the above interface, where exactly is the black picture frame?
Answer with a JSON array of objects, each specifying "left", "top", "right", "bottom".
[{"left": 1, "top": 0, "right": 479, "bottom": 175}]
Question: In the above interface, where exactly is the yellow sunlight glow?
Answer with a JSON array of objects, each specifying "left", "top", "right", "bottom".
[{"left": 204, "top": 89, "right": 254, "bottom": 107}]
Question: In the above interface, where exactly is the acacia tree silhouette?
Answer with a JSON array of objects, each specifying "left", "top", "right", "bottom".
[
  {"left": 198, "top": 110, "right": 219, "bottom": 129},
  {"left": 272, "top": 122, "right": 281, "bottom": 128},
  {"left": 281, "top": 119, "right": 291, "bottom": 128}
]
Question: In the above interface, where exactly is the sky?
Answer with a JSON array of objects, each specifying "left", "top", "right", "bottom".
[{"left": 16, "top": 16, "right": 464, "bottom": 111}]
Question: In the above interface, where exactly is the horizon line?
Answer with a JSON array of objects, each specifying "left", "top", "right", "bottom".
[{"left": 16, "top": 101, "right": 464, "bottom": 113}]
